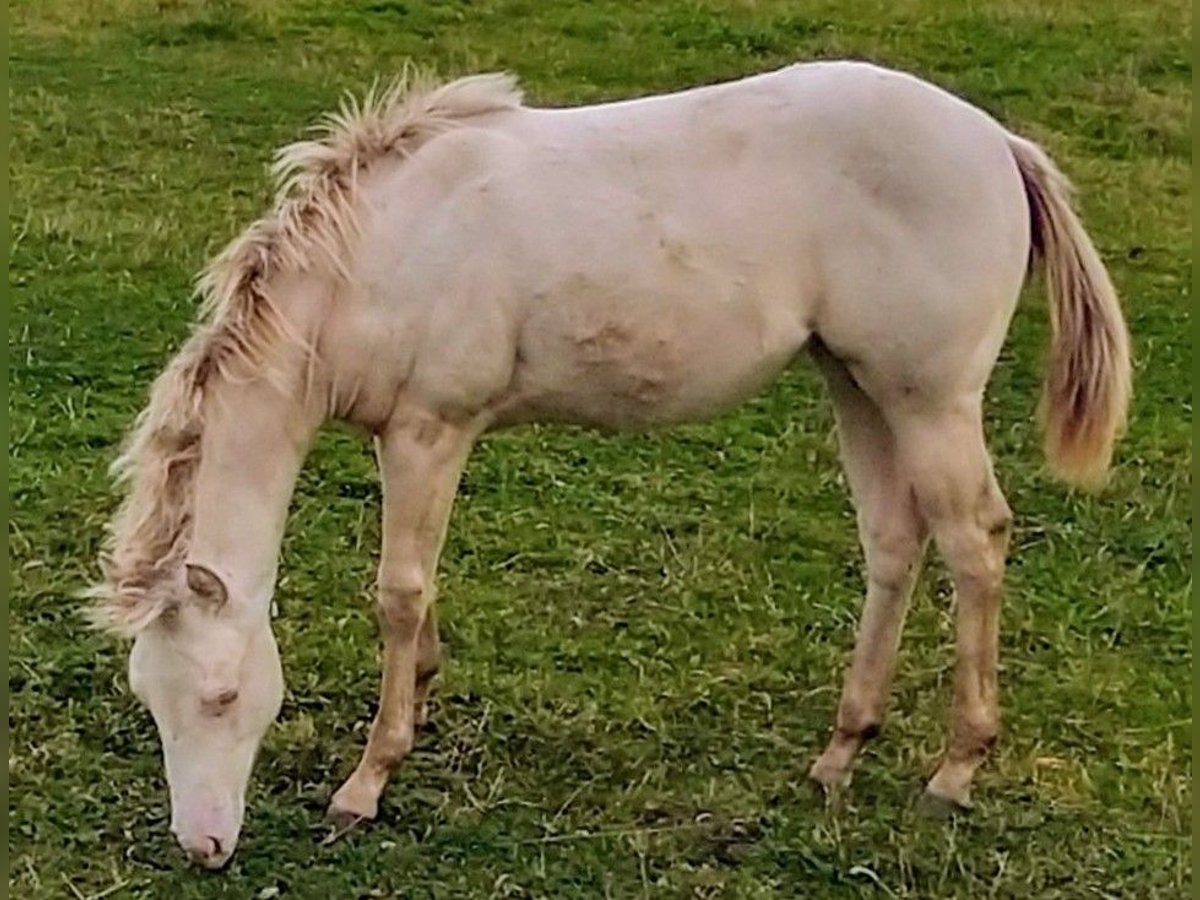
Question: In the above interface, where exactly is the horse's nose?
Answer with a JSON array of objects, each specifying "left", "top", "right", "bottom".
[{"left": 179, "top": 833, "right": 233, "bottom": 869}]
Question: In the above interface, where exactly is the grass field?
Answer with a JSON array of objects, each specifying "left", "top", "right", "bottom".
[{"left": 8, "top": 0, "right": 1191, "bottom": 896}]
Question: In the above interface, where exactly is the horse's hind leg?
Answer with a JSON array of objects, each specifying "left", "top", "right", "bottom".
[
  {"left": 328, "top": 416, "right": 475, "bottom": 826},
  {"left": 808, "top": 347, "right": 929, "bottom": 795},
  {"left": 891, "top": 400, "right": 1012, "bottom": 810}
]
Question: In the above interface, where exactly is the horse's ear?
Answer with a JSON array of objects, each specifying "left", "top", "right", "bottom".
[{"left": 185, "top": 563, "right": 229, "bottom": 610}]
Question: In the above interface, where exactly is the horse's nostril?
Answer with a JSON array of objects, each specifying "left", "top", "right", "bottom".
[{"left": 183, "top": 835, "right": 228, "bottom": 867}]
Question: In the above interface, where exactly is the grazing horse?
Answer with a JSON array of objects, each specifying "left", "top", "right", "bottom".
[{"left": 90, "top": 62, "right": 1130, "bottom": 868}]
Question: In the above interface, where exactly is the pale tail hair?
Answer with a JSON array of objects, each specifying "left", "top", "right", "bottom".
[
  {"left": 89, "top": 70, "right": 524, "bottom": 635},
  {"left": 1007, "top": 134, "right": 1132, "bottom": 489}
]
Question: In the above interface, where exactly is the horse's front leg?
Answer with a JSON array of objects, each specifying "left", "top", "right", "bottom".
[
  {"left": 327, "top": 416, "right": 474, "bottom": 826},
  {"left": 412, "top": 605, "right": 440, "bottom": 728}
]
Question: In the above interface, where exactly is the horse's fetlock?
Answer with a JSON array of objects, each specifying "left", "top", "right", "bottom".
[
  {"left": 415, "top": 657, "right": 441, "bottom": 684},
  {"left": 956, "top": 712, "right": 999, "bottom": 754},
  {"left": 369, "top": 724, "right": 415, "bottom": 769},
  {"left": 837, "top": 701, "right": 883, "bottom": 742},
  {"left": 381, "top": 736, "right": 414, "bottom": 767}
]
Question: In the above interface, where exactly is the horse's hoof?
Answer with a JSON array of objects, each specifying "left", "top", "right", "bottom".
[
  {"left": 916, "top": 787, "right": 971, "bottom": 819},
  {"left": 806, "top": 764, "right": 850, "bottom": 812},
  {"left": 322, "top": 806, "right": 368, "bottom": 844},
  {"left": 323, "top": 783, "right": 377, "bottom": 844},
  {"left": 814, "top": 782, "right": 848, "bottom": 814}
]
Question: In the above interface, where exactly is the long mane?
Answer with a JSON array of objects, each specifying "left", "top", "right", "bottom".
[{"left": 89, "top": 70, "right": 524, "bottom": 635}]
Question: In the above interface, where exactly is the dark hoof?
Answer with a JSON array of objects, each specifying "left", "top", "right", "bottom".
[
  {"left": 322, "top": 806, "right": 368, "bottom": 844},
  {"left": 916, "top": 788, "right": 971, "bottom": 820},
  {"left": 807, "top": 771, "right": 849, "bottom": 813}
]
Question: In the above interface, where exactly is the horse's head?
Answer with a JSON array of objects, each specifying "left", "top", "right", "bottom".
[{"left": 126, "top": 563, "right": 283, "bottom": 869}]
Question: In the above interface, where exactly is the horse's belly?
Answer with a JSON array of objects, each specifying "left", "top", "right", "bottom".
[{"left": 501, "top": 278, "right": 812, "bottom": 430}]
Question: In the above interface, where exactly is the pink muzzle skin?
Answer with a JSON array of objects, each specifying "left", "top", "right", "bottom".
[{"left": 171, "top": 802, "right": 239, "bottom": 869}]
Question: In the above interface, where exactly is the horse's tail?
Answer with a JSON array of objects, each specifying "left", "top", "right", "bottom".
[{"left": 1006, "top": 133, "right": 1132, "bottom": 489}]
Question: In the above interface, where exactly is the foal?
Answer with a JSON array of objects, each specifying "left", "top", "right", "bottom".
[{"left": 91, "top": 63, "right": 1129, "bottom": 867}]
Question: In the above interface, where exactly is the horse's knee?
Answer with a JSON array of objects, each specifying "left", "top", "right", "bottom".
[
  {"left": 863, "top": 530, "right": 924, "bottom": 592},
  {"left": 369, "top": 722, "right": 415, "bottom": 769},
  {"left": 860, "top": 505, "right": 926, "bottom": 593},
  {"left": 376, "top": 572, "right": 430, "bottom": 637},
  {"left": 981, "top": 495, "right": 1012, "bottom": 551}
]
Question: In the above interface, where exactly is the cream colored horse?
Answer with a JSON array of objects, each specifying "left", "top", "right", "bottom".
[{"left": 91, "top": 62, "right": 1130, "bottom": 868}]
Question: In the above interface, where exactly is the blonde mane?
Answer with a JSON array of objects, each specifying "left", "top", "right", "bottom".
[{"left": 89, "top": 70, "right": 524, "bottom": 635}]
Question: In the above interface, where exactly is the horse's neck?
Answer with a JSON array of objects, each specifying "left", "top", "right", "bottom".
[{"left": 187, "top": 374, "right": 319, "bottom": 611}]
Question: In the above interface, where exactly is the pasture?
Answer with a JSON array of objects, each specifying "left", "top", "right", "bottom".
[{"left": 8, "top": 0, "right": 1191, "bottom": 896}]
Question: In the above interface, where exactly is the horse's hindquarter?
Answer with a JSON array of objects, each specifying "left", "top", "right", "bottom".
[
  {"left": 349, "top": 63, "right": 1031, "bottom": 430},
  {"left": 773, "top": 64, "right": 1031, "bottom": 406}
]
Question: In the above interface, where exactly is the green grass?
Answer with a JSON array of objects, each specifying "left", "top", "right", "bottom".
[{"left": 8, "top": 0, "right": 1191, "bottom": 896}]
